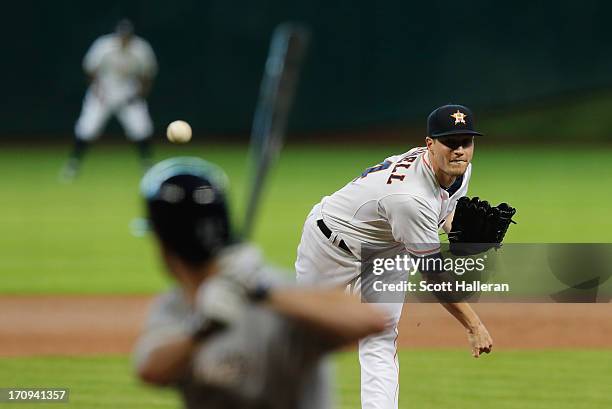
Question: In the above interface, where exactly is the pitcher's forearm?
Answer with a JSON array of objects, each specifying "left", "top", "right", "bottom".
[{"left": 441, "top": 302, "right": 482, "bottom": 331}]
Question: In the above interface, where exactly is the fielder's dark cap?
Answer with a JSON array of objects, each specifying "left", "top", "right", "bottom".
[
  {"left": 116, "top": 19, "right": 134, "bottom": 36},
  {"left": 427, "top": 104, "right": 483, "bottom": 138},
  {"left": 141, "top": 157, "right": 232, "bottom": 266}
]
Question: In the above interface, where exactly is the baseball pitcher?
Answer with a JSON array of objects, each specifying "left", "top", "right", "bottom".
[
  {"left": 133, "top": 157, "right": 387, "bottom": 409},
  {"left": 61, "top": 19, "right": 157, "bottom": 181},
  {"left": 295, "top": 104, "right": 515, "bottom": 409}
]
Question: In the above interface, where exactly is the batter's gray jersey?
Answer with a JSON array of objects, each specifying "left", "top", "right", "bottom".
[{"left": 133, "top": 245, "right": 332, "bottom": 409}]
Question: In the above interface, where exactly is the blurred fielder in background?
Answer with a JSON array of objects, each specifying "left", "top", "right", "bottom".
[
  {"left": 133, "top": 157, "right": 386, "bottom": 409},
  {"left": 61, "top": 19, "right": 157, "bottom": 181}
]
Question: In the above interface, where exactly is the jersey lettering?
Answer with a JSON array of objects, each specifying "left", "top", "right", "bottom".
[
  {"left": 386, "top": 150, "right": 423, "bottom": 184},
  {"left": 358, "top": 160, "right": 392, "bottom": 179},
  {"left": 386, "top": 174, "right": 406, "bottom": 184}
]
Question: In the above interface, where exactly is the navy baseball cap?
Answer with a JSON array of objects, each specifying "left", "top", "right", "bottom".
[{"left": 427, "top": 104, "right": 483, "bottom": 138}]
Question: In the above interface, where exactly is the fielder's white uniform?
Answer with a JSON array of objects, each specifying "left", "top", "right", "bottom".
[
  {"left": 75, "top": 34, "right": 157, "bottom": 141},
  {"left": 295, "top": 146, "right": 471, "bottom": 409}
]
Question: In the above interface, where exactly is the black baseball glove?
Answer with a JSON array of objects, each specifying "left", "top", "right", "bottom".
[{"left": 448, "top": 196, "right": 516, "bottom": 255}]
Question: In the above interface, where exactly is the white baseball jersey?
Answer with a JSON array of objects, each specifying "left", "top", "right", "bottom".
[
  {"left": 83, "top": 34, "right": 157, "bottom": 105},
  {"left": 321, "top": 147, "right": 471, "bottom": 257},
  {"left": 295, "top": 147, "right": 471, "bottom": 409}
]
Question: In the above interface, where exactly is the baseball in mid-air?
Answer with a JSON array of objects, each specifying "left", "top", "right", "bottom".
[{"left": 166, "top": 120, "right": 192, "bottom": 143}]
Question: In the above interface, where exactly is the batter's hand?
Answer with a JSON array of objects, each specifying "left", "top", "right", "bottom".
[
  {"left": 467, "top": 323, "right": 493, "bottom": 358},
  {"left": 194, "top": 277, "right": 247, "bottom": 329},
  {"left": 215, "top": 244, "right": 273, "bottom": 300}
]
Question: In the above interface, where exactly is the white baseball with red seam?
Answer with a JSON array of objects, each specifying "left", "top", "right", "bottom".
[{"left": 166, "top": 120, "right": 192, "bottom": 143}]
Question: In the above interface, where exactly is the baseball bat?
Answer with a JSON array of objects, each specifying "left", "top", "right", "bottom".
[{"left": 241, "top": 23, "right": 310, "bottom": 239}]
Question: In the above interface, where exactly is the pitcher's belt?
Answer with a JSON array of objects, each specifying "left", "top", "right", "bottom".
[{"left": 316, "top": 219, "right": 351, "bottom": 253}]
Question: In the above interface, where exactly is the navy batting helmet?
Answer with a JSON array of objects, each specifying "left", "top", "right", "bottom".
[{"left": 141, "top": 157, "right": 232, "bottom": 266}]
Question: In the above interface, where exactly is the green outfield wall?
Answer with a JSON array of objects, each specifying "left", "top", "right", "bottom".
[{"left": 4, "top": 0, "right": 612, "bottom": 137}]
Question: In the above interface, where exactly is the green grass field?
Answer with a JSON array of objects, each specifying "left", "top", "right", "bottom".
[
  {"left": 1, "top": 351, "right": 610, "bottom": 409},
  {"left": 2, "top": 143, "right": 611, "bottom": 409},
  {"left": 2, "top": 143, "right": 611, "bottom": 293}
]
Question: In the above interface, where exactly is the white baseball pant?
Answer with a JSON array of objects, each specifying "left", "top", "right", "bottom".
[
  {"left": 295, "top": 204, "right": 404, "bottom": 409},
  {"left": 75, "top": 88, "right": 153, "bottom": 142}
]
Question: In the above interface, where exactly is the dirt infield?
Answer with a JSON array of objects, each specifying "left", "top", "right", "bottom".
[{"left": 0, "top": 296, "right": 610, "bottom": 356}]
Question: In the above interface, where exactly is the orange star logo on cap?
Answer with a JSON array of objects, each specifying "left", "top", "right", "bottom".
[{"left": 450, "top": 110, "right": 467, "bottom": 125}]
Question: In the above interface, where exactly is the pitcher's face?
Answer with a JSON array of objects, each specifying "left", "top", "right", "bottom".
[{"left": 427, "top": 135, "right": 474, "bottom": 177}]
